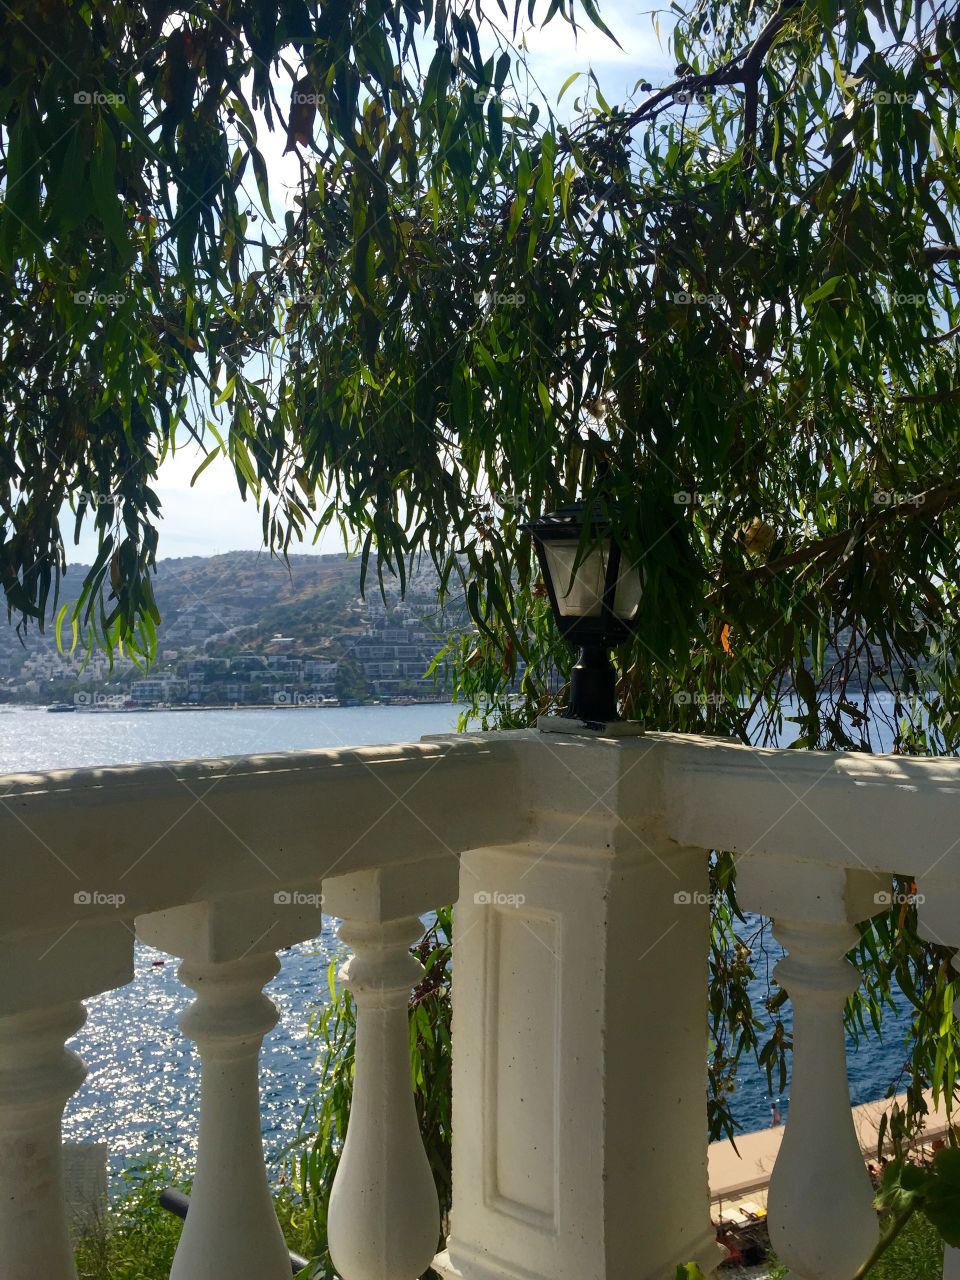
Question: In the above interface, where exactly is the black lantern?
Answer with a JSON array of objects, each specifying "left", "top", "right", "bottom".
[{"left": 523, "top": 503, "right": 643, "bottom": 723}]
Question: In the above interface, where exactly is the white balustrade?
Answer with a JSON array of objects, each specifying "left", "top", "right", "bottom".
[
  {"left": 0, "top": 921, "right": 132, "bottom": 1280},
  {"left": 0, "top": 734, "right": 959, "bottom": 1280},
  {"left": 737, "top": 860, "right": 887, "bottom": 1280},
  {"left": 324, "top": 866, "right": 456, "bottom": 1280},
  {"left": 0, "top": 1001, "right": 87, "bottom": 1279},
  {"left": 137, "top": 896, "right": 323, "bottom": 1280}
]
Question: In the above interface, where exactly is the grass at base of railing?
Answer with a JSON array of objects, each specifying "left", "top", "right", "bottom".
[
  {"left": 762, "top": 1212, "right": 944, "bottom": 1280},
  {"left": 73, "top": 1164, "right": 180, "bottom": 1280},
  {"left": 75, "top": 1160, "right": 946, "bottom": 1280},
  {"left": 72, "top": 1161, "right": 312, "bottom": 1280}
]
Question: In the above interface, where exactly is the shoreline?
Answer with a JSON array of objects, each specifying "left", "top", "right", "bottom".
[
  {"left": 4, "top": 700, "right": 461, "bottom": 714},
  {"left": 709, "top": 1088, "right": 954, "bottom": 1213}
]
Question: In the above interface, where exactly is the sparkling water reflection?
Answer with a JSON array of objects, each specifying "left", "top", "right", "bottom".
[{"left": 0, "top": 704, "right": 458, "bottom": 1167}]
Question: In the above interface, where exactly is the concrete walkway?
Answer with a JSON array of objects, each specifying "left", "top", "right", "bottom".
[{"left": 710, "top": 1091, "right": 955, "bottom": 1224}]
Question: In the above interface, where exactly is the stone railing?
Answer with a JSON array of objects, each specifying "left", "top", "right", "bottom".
[{"left": 0, "top": 730, "right": 957, "bottom": 1280}]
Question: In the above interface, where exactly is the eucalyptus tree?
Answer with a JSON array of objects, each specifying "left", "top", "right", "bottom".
[
  {"left": 0, "top": 0, "right": 597, "bottom": 653},
  {"left": 240, "top": 0, "right": 960, "bottom": 1158}
]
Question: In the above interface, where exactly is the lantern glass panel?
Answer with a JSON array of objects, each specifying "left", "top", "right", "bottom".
[
  {"left": 542, "top": 540, "right": 610, "bottom": 618},
  {"left": 612, "top": 560, "right": 643, "bottom": 620}
]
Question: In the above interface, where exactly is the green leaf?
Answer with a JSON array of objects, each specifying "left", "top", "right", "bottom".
[
  {"left": 190, "top": 446, "right": 224, "bottom": 485},
  {"left": 0, "top": 106, "right": 41, "bottom": 265},
  {"left": 925, "top": 1148, "right": 960, "bottom": 1247},
  {"left": 876, "top": 1158, "right": 930, "bottom": 1214},
  {"left": 576, "top": 0, "right": 622, "bottom": 45},
  {"left": 802, "top": 275, "right": 845, "bottom": 310},
  {"left": 214, "top": 376, "right": 237, "bottom": 407},
  {"left": 250, "top": 146, "right": 274, "bottom": 221},
  {"left": 558, "top": 71, "right": 582, "bottom": 102},
  {"left": 91, "top": 120, "right": 128, "bottom": 255}
]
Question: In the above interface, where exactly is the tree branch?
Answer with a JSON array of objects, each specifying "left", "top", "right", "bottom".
[
  {"left": 895, "top": 387, "right": 960, "bottom": 405},
  {"left": 570, "top": 0, "right": 805, "bottom": 145},
  {"left": 735, "top": 478, "right": 960, "bottom": 582}
]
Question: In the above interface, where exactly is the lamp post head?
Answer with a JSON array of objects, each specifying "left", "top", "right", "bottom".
[{"left": 522, "top": 503, "right": 644, "bottom": 733}]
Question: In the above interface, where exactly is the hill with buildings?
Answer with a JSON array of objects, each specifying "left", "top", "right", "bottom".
[{"left": 0, "top": 551, "right": 464, "bottom": 706}]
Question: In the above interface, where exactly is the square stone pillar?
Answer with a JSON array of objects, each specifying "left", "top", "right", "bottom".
[{"left": 438, "top": 734, "right": 721, "bottom": 1280}]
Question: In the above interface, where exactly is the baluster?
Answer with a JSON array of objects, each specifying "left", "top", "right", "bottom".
[
  {"left": 174, "top": 952, "right": 288, "bottom": 1280},
  {"left": 324, "top": 869, "right": 443, "bottom": 1280},
  {"left": 137, "top": 894, "right": 322, "bottom": 1280},
  {"left": 737, "top": 859, "right": 887, "bottom": 1280},
  {"left": 916, "top": 884, "right": 960, "bottom": 1280},
  {"left": 0, "top": 921, "right": 133, "bottom": 1280},
  {"left": 0, "top": 1002, "right": 86, "bottom": 1278}
]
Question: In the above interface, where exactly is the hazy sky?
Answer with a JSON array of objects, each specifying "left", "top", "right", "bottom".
[{"left": 68, "top": 3, "right": 676, "bottom": 565}]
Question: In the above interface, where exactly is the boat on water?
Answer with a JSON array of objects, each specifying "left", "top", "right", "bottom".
[{"left": 46, "top": 702, "right": 76, "bottom": 713}]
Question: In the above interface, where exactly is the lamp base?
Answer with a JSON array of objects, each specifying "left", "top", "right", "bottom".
[{"left": 537, "top": 715, "right": 645, "bottom": 738}]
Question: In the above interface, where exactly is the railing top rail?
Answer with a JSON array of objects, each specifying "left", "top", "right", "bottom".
[
  {"left": 651, "top": 729, "right": 960, "bottom": 784},
  {"left": 0, "top": 732, "right": 508, "bottom": 799},
  {"left": 0, "top": 733, "right": 529, "bottom": 938},
  {"left": 650, "top": 732, "right": 960, "bottom": 884},
  {"left": 4, "top": 727, "right": 960, "bottom": 943}
]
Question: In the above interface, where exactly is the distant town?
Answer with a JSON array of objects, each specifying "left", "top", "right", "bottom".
[{"left": 0, "top": 551, "right": 467, "bottom": 708}]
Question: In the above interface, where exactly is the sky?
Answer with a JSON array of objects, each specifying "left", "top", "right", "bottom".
[{"left": 68, "top": 2, "right": 677, "bottom": 566}]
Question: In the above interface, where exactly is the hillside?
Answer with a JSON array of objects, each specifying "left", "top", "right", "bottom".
[{"left": 0, "top": 552, "right": 464, "bottom": 705}]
